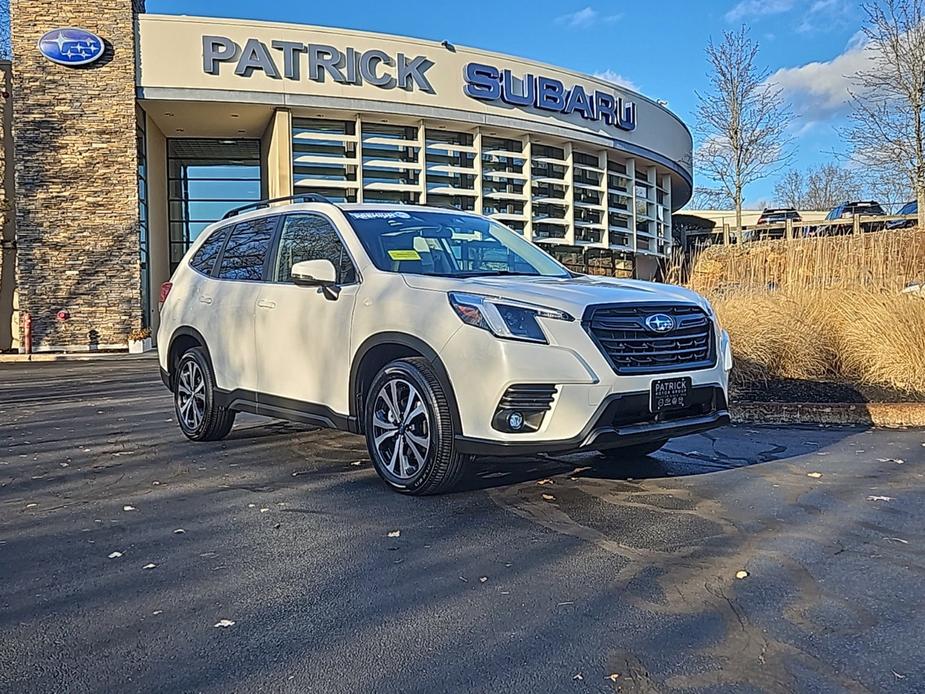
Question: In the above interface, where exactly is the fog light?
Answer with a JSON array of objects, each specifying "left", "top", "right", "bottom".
[{"left": 507, "top": 411, "right": 525, "bottom": 431}]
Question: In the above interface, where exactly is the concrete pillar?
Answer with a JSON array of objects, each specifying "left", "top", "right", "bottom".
[
  {"left": 10, "top": 0, "right": 146, "bottom": 351},
  {"left": 261, "top": 108, "right": 293, "bottom": 202}
]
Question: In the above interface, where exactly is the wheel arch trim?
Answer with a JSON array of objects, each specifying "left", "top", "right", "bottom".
[{"left": 349, "top": 332, "right": 462, "bottom": 433}]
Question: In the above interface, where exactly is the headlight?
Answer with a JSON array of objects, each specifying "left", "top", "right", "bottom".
[{"left": 448, "top": 292, "right": 574, "bottom": 343}]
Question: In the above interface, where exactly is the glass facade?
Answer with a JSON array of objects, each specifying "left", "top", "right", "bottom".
[
  {"left": 290, "top": 115, "right": 676, "bottom": 262},
  {"left": 136, "top": 109, "right": 150, "bottom": 328},
  {"left": 167, "top": 139, "right": 261, "bottom": 272}
]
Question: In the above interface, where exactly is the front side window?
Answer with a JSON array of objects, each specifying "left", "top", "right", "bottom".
[
  {"left": 216, "top": 216, "right": 277, "bottom": 281},
  {"left": 189, "top": 227, "right": 229, "bottom": 276},
  {"left": 273, "top": 214, "right": 357, "bottom": 284},
  {"left": 344, "top": 210, "right": 570, "bottom": 278}
]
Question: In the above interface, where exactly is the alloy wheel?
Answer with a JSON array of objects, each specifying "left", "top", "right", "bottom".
[
  {"left": 176, "top": 359, "right": 206, "bottom": 432},
  {"left": 371, "top": 378, "right": 431, "bottom": 480}
]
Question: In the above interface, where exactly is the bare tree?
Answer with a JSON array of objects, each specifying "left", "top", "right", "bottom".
[
  {"left": 841, "top": 0, "right": 925, "bottom": 224},
  {"left": 695, "top": 27, "right": 793, "bottom": 230},
  {"left": 774, "top": 169, "right": 805, "bottom": 209},
  {"left": 689, "top": 186, "right": 733, "bottom": 209},
  {"left": 775, "top": 164, "right": 864, "bottom": 209}
]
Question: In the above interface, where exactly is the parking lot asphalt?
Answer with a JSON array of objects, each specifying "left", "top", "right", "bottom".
[{"left": 1, "top": 358, "right": 923, "bottom": 693}]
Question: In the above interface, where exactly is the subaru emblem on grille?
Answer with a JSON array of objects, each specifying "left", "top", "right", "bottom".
[{"left": 644, "top": 313, "right": 675, "bottom": 333}]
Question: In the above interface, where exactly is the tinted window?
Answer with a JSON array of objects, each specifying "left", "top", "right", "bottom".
[
  {"left": 273, "top": 215, "right": 357, "bottom": 284},
  {"left": 216, "top": 216, "right": 277, "bottom": 281},
  {"left": 189, "top": 227, "right": 229, "bottom": 276}
]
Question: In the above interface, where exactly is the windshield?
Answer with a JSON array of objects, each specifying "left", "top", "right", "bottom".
[{"left": 344, "top": 209, "right": 571, "bottom": 278}]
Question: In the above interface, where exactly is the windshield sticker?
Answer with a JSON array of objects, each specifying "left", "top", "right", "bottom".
[
  {"left": 350, "top": 211, "right": 412, "bottom": 220},
  {"left": 387, "top": 249, "right": 422, "bottom": 261}
]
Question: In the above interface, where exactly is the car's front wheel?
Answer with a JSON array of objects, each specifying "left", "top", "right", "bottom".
[
  {"left": 364, "top": 357, "right": 466, "bottom": 495},
  {"left": 174, "top": 347, "right": 235, "bottom": 442}
]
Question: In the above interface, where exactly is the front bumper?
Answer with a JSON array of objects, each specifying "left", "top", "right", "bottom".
[{"left": 454, "top": 384, "right": 730, "bottom": 457}]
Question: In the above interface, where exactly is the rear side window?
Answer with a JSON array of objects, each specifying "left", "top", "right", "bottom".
[
  {"left": 189, "top": 227, "right": 229, "bottom": 276},
  {"left": 273, "top": 214, "right": 357, "bottom": 284},
  {"left": 216, "top": 216, "right": 278, "bottom": 281}
]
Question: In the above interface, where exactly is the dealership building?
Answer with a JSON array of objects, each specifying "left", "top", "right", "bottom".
[{"left": 0, "top": 1, "right": 693, "bottom": 352}]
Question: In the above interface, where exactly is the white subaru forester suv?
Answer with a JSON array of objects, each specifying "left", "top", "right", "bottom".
[{"left": 157, "top": 196, "right": 732, "bottom": 495}]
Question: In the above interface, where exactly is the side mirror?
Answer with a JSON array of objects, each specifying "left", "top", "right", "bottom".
[{"left": 291, "top": 259, "right": 337, "bottom": 286}]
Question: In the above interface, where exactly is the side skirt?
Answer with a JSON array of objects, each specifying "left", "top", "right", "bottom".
[{"left": 213, "top": 388, "right": 359, "bottom": 433}]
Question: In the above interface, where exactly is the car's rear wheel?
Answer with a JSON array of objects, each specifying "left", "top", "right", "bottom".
[
  {"left": 364, "top": 357, "right": 466, "bottom": 495},
  {"left": 596, "top": 439, "right": 668, "bottom": 461},
  {"left": 174, "top": 347, "right": 235, "bottom": 442}
]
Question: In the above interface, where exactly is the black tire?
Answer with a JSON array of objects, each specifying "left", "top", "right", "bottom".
[
  {"left": 173, "top": 346, "right": 235, "bottom": 442},
  {"left": 596, "top": 439, "right": 668, "bottom": 461},
  {"left": 364, "top": 357, "right": 466, "bottom": 495}
]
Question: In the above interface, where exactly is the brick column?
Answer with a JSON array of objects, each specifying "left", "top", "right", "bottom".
[{"left": 10, "top": 1, "right": 145, "bottom": 351}]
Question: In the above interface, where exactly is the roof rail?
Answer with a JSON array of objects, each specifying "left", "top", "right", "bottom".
[{"left": 221, "top": 194, "right": 335, "bottom": 220}]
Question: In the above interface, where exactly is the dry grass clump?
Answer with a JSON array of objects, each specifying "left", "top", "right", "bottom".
[
  {"left": 687, "top": 229, "right": 925, "bottom": 295},
  {"left": 834, "top": 291, "right": 925, "bottom": 395},
  {"left": 711, "top": 290, "right": 834, "bottom": 384},
  {"left": 710, "top": 288, "right": 925, "bottom": 397}
]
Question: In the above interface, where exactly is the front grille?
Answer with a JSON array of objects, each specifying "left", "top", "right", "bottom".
[
  {"left": 498, "top": 384, "right": 557, "bottom": 412},
  {"left": 584, "top": 304, "right": 716, "bottom": 375}
]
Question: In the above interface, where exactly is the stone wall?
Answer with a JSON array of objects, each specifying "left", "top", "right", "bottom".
[{"left": 10, "top": 1, "right": 145, "bottom": 350}]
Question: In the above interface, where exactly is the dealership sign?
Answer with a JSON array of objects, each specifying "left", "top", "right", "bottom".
[
  {"left": 38, "top": 28, "right": 105, "bottom": 66},
  {"left": 463, "top": 63, "right": 637, "bottom": 132},
  {"left": 202, "top": 36, "right": 435, "bottom": 93}
]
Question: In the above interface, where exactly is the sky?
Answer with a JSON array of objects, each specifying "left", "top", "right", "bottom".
[{"left": 147, "top": 0, "right": 874, "bottom": 208}]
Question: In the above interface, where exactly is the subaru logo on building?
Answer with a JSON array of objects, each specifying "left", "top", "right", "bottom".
[
  {"left": 644, "top": 313, "right": 675, "bottom": 333},
  {"left": 37, "top": 28, "right": 105, "bottom": 67}
]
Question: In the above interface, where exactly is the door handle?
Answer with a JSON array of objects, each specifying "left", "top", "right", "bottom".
[
  {"left": 198, "top": 295, "right": 213, "bottom": 305},
  {"left": 256, "top": 299, "right": 277, "bottom": 310}
]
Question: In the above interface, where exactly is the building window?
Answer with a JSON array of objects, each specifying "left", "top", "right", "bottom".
[
  {"left": 136, "top": 109, "right": 150, "bottom": 327},
  {"left": 167, "top": 139, "right": 261, "bottom": 273},
  {"left": 292, "top": 118, "right": 358, "bottom": 203}
]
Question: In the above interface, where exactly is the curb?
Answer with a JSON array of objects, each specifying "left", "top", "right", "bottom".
[
  {"left": 0, "top": 352, "right": 157, "bottom": 364},
  {"left": 732, "top": 401, "right": 925, "bottom": 427}
]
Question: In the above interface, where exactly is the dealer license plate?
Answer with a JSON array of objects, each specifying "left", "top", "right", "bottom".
[{"left": 650, "top": 377, "right": 692, "bottom": 413}]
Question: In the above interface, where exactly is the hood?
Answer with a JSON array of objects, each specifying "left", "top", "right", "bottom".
[{"left": 401, "top": 273, "right": 709, "bottom": 317}]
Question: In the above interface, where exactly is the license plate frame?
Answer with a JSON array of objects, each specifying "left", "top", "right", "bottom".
[{"left": 650, "top": 376, "right": 693, "bottom": 413}]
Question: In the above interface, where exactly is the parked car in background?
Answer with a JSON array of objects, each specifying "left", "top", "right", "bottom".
[
  {"left": 886, "top": 201, "right": 917, "bottom": 230},
  {"left": 741, "top": 208, "right": 803, "bottom": 242},
  {"left": 807, "top": 201, "right": 887, "bottom": 236}
]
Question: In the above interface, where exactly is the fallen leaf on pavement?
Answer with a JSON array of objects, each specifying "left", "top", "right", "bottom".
[
  {"left": 541, "top": 494, "right": 555, "bottom": 501},
  {"left": 479, "top": 576, "right": 487, "bottom": 583},
  {"left": 108, "top": 551, "right": 123, "bottom": 559},
  {"left": 537, "top": 479, "right": 553, "bottom": 485},
  {"left": 213, "top": 619, "right": 235, "bottom": 628},
  {"left": 607, "top": 673, "right": 620, "bottom": 682},
  {"left": 807, "top": 472, "right": 823, "bottom": 478},
  {"left": 735, "top": 570, "right": 749, "bottom": 579},
  {"left": 387, "top": 530, "right": 400, "bottom": 538},
  {"left": 867, "top": 495, "right": 893, "bottom": 502}
]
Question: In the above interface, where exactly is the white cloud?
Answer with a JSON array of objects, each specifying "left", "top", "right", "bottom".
[
  {"left": 725, "top": 0, "right": 794, "bottom": 23},
  {"left": 593, "top": 70, "right": 639, "bottom": 92},
  {"left": 768, "top": 34, "right": 876, "bottom": 125},
  {"left": 556, "top": 6, "right": 621, "bottom": 29}
]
